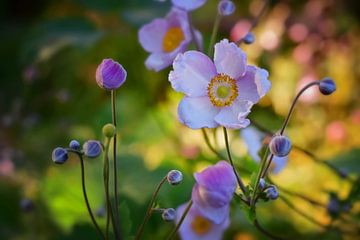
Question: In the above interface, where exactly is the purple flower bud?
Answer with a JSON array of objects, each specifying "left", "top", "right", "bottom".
[
  {"left": 269, "top": 135, "right": 292, "bottom": 157},
  {"left": 96, "top": 58, "right": 127, "bottom": 90},
  {"left": 243, "top": 32, "right": 255, "bottom": 44},
  {"left": 265, "top": 185, "right": 279, "bottom": 200},
  {"left": 259, "top": 178, "right": 266, "bottom": 190},
  {"left": 319, "top": 77, "right": 336, "bottom": 95},
  {"left": 83, "top": 140, "right": 102, "bottom": 158},
  {"left": 167, "top": 170, "right": 183, "bottom": 185},
  {"left": 327, "top": 195, "right": 340, "bottom": 215},
  {"left": 20, "top": 198, "right": 35, "bottom": 213},
  {"left": 69, "top": 140, "right": 80, "bottom": 150},
  {"left": 52, "top": 147, "right": 68, "bottom": 164},
  {"left": 96, "top": 206, "right": 106, "bottom": 218},
  {"left": 218, "top": 0, "right": 235, "bottom": 16},
  {"left": 162, "top": 208, "right": 176, "bottom": 222}
]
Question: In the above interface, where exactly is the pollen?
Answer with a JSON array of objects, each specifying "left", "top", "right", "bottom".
[
  {"left": 162, "top": 27, "right": 184, "bottom": 53},
  {"left": 207, "top": 74, "right": 238, "bottom": 107},
  {"left": 191, "top": 215, "right": 212, "bottom": 235}
]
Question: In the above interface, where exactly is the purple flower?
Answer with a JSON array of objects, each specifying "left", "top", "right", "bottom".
[
  {"left": 176, "top": 202, "right": 229, "bottom": 240},
  {"left": 172, "top": 0, "right": 207, "bottom": 11},
  {"left": 169, "top": 39, "right": 271, "bottom": 129},
  {"left": 138, "top": 8, "right": 199, "bottom": 72},
  {"left": 96, "top": 59, "right": 127, "bottom": 90},
  {"left": 192, "top": 161, "right": 237, "bottom": 224},
  {"left": 240, "top": 127, "right": 288, "bottom": 174}
]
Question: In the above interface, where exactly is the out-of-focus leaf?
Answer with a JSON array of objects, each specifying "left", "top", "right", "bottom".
[{"left": 329, "top": 148, "right": 360, "bottom": 174}]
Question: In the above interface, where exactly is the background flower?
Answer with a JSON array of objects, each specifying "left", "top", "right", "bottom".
[{"left": 172, "top": 0, "right": 207, "bottom": 11}]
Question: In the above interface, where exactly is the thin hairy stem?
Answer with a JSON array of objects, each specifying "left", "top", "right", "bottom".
[
  {"left": 208, "top": 13, "right": 221, "bottom": 56},
  {"left": 78, "top": 153, "right": 106, "bottom": 240},
  {"left": 201, "top": 128, "right": 226, "bottom": 159},
  {"left": 166, "top": 200, "right": 193, "bottom": 240},
  {"left": 135, "top": 176, "right": 167, "bottom": 240},
  {"left": 223, "top": 127, "right": 247, "bottom": 197},
  {"left": 111, "top": 90, "right": 121, "bottom": 239}
]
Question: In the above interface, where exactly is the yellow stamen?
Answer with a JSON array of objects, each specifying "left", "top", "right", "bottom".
[
  {"left": 162, "top": 27, "right": 184, "bottom": 53},
  {"left": 191, "top": 216, "right": 212, "bottom": 235},
  {"left": 208, "top": 74, "right": 238, "bottom": 107}
]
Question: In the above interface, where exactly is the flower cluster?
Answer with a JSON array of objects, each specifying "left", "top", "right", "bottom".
[{"left": 176, "top": 161, "right": 236, "bottom": 239}]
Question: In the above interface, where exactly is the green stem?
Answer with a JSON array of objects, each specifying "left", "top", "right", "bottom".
[
  {"left": 166, "top": 200, "right": 193, "bottom": 240},
  {"left": 253, "top": 218, "right": 284, "bottom": 240},
  {"left": 187, "top": 12, "right": 202, "bottom": 51},
  {"left": 222, "top": 127, "right": 247, "bottom": 196},
  {"left": 208, "top": 13, "right": 221, "bottom": 56},
  {"left": 135, "top": 176, "right": 167, "bottom": 240},
  {"left": 251, "top": 147, "right": 269, "bottom": 206},
  {"left": 201, "top": 128, "right": 226, "bottom": 159},
  {"left": 78, "top": 153, "right": 105, "bottom": 240},
  {"left": 111, "top": 90, "right": 121, "bottom": 239}
]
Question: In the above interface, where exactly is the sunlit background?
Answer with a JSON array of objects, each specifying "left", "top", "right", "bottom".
[{"left": 0, "top": 0, "right": 359, "bottom": 239}]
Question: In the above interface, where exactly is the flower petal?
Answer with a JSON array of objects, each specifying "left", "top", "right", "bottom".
[
  {"left": 214, "top": 39, "right": 247, "bottom": 79},
  {"left": 240, "top": 127, "right": 265, "bottom": 162},
  {"left": 178, "top": 96, "right": 219, "bottom": 129},
  {"left": 214, "top": 99, "right": 253, "bottom": 129},
  {"left": 236, "top": 66, "right": 262, "bottom": 103},
  {"left": 255, "top": 66, "right": 271, "bottom": 98},
  {"left": 138, "top": 19, "right": 168, "bottom": 53},
  {"left": 145, "top": 51, "right": 178, "bottom": 72},
  {"left": 169, "top": 51, "right": 216, "bottom": 97},
  {"left": 272, "top": 156, "right": 288, "bottom": 174},
  {"left": 172, "top": 0, "right": 207, "bottom": 11}
]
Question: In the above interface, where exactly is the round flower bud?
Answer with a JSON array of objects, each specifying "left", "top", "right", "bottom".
[
  {"left": 96, "top": 206, "right": 106, "bottom": 218},
  {"left": 52, "top": 147, "right": 68, "bottom": 164},
  {"left": 162, "top": 208, "right": 176, "bottom": 222},
  {"left": 20, "top": 198, "right": 35, "bottom": 213},
  {"left": 243, "top": 32, "right": 255, "bottom": 44},
  {"left": 319, "top": 77, "right": 336, "bottom": 95},
  {"left": 96, "top": 58, "right": 127, "bottom": 90},
  {"left": 259, "top": 178, "right": 266, "bottom": 190},
  {"left": 265, "top": 185, "right": 279, "bottom": 200},
  {"left": 269, "top": 135, "right": 292, "bottom": 157},
  {"left": 102, "top": 123, "right": 116, "bottom": 138},
  {"left": 167, "top": 170, "right": 183, "bottom": 185},
  {"left": 83, "top": 140, "right": 102, "bottom": 158},
  {"left": 218, "top": 0, "right": 235, "bottom": 16},
  {"left": 69, "top": 140, "right": 81, "bottom": 150}
]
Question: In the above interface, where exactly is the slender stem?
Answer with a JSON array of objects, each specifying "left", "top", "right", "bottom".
[
  {"left": 103, "top": 137, "right": 118, "bottom": 239},
  {"left": 78, "top": 153, "right": 106, "bottom": 240},
  {"left": 261, "top": 153, "right": 274, "bottom": 179},
  {"left": 208, "top": 13, "right": 221, "bottom": 56},
  {"left": 111, "top": 90, "right": 121, "bottom": 239},
  {"left": 279, "top": 81, "right": 320, "bottom": 135},
  {"left": 201, "top": 128, "right": 226, "bottom": 159},
  {"left": 254, "top": 218, "right": 284, "bottom": 240},
  {"left": 135, "top": 176, "right": 167, "bottom": 240},
  {"left": 236, "top": 0, "right": 270, "bottom": 45},
  {"left": 187, "top": 12, "right": 202, "bottom": 51},
  {"left": 223, "top": 127, "right": 247, "bottom": 196},
  {"left": 166, "top": 200, "right": 193, "bottom": 240},
  {"left": 251, "top": 147, "right": 270, "bottom": 206}
]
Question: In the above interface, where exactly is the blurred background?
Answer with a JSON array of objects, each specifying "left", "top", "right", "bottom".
[{"left": 0, "top": 0, "right": 359, "bottom": 239}]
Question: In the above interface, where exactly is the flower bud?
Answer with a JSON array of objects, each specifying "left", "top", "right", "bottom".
[
  {"left": 319, "top": 77, "right": 336, "bottom": 95},
  {"left": 269, "top": 135, "right": 292, "bottom": 157},
  {"left": 69, "top": 140, "right": 81, "bottom": 150},
  {"left": 265, "top": 185, "right": 279, "bottom": 200},
  {"left": 52, "top": 147, "right": 68, "bottom": 164},
  {"left": 167, "top": 170, "right": 183, "bottom": 185},
  {"left": 20, "top": 198, "right": 35, "bottom": 213},
  {"left": 96, "top": 206, "right": 106, "bottom": 218},
  {"left": 218, "top": 0, "right": 235, "bottom": 16},
  {"left": 259, "top": 178, "right": 266, "bottom": 190},
  {"left": 102, "top": 123, "right": 116, "bottom": 138},
  {"left": 162, "top": 208, "right": 176, "bottom": 222},
  {"left": 243, "top": 32, "right": 255, "bottom": 44},
  {"left": 83, "top": 140, "right": 102, "bottom": 158},
  {"left": 96, "top": 58, "right": 127, "bottom": 90}
]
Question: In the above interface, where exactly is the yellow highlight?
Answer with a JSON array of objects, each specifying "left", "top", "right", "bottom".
[
  {"left": 162, "top": 27, "right": 184, "bottom": 53},
  {"left": 191, "top": 216, "right": 212, "bottom": 235}
]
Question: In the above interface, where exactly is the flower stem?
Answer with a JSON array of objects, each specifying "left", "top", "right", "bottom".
[
  {"left": 78, "top": 153, "right": 106, "bottom": 240},
  {"left": 208, "top": 13, "right": 221, "bottom": 56},
  {"left": 223, "top": 127, "right": 247, "bottom": 196},
  {"left": 111, "top": 89, "right": 121, "bottom": 239},
  {"left": 253, "top": 218, "right": 284, "bottom": 240},
  {"left": 187, "top": 12, "right": 202, "bottom": 52},
  {"left": 166, "top": 200, "right": 193, "bottom": 240},
  {"left": 201, "top": 128, "right": 226, "bottom": 159},
  {"left": 135, "top": 176, "right": 167, "bottom": 240},
  {"left": 251, "top": 147, "right": 270, "bottom": 206}
]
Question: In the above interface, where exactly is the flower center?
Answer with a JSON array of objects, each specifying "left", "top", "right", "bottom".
[
  {"left": 191, "top": 216, "right": 212, "bottom": 235},
  {"left": 207, "top": 74, "right": 238, "bottom": 107},
  {"left": 162, "top": 27, "right": 184, "bottom": 53}
]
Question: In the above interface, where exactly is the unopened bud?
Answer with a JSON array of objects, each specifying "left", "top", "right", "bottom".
[
  {"left": 259, "top": 178, "right": 266, "bottom": 190},
  {"left": 269, "top": 135, "right": 292, "bottom": 157},
  {"left": 218, "top": 0, "right": 235, "bottom": 16},
  {"left": 243, "top": 32, "right": 255, "bottom": 44},
  {"left": 167, "top": 170, "right": 183, "bottom": 185},
  {"left": 52, "top": 147, "right": 68, "bottom": 164},
  {"left": 83, "top": 140, "right": 102, "bottom": 158},
  {"left": 162, "top": 208, "right": 176, "bottom": 222},
  {"left": 69, "top": 140, "right": 81, "bottom": 150},
  {"left": 265, "top": 185, "right": 279, "bottom": 200},
  {"left": 319, "top": 77, "right": 336, "bottom": 95},
  {"left": 102, "top": 123, "right": 116, "bottom": 138}
]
